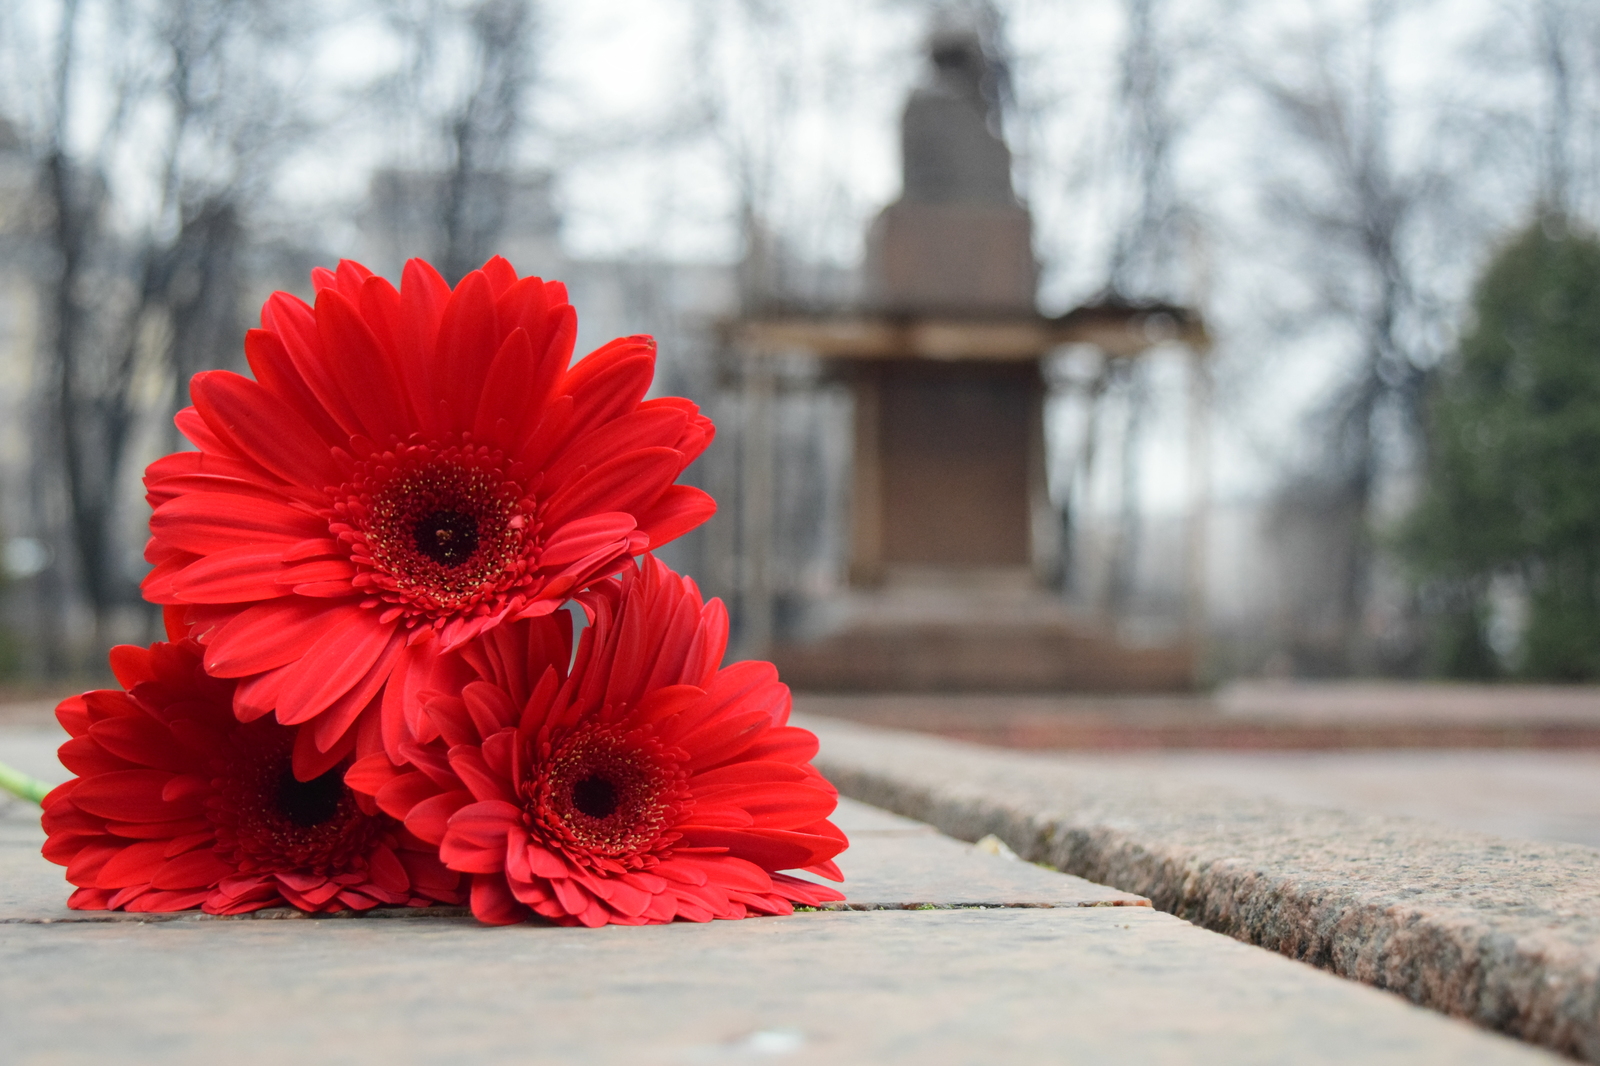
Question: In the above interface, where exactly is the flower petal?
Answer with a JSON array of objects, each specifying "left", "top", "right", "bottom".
[
  {"left": 165, "top": 544, "right": 294, "bottom": 603},
  {"left": 152, "top": 849, "right": 233, "bottom": 890},
  {"left": 263, "top": 290, "right": 370, "bottom": 439},
  {"left": 434, "top": 269, "right": 499, "bottom": 430},
  {"left": 315, "top": 288, "right": 416, "bottom": 441},
  {"left": 394, "top": 259, "right": 452, "bottom": 433},
  {"left": 636, "top": 486, "right": 717, "bottom": 552},
  {"left": 559, "top": 339, "right": 655, "bottom": 444},
  {"left": 150, "top": 492, "right": 327, "bottom": 557},
  {"left": 244, "top": 328, "right": 349, "bottom": 447},
  {"left": 190, "top": 371, "right": 343, "bottom": 488},
  {"left": 470, "top": 327, "right": 539, "bottom": 447},
  {"left": 68, "top": 770, "right": 184, "bottom": 822},
  {"left": 540, "top": 447, "right": 684, "bottom": 530},
  {"left": 86, "top": 717, "right": 196, "bottom": 774},
  {"left": 439, "top": 801, "right": 521, "bottom": 872},
  {"left": 374, "top": 771, "right": 443, "bottom": 822},
  {"left": 470, "top": 872, "right": 526, "bottom": 925},
  {"left": 404, "top": 789, "right": 475, "bottom": 845},
  {"left": 273, "top": 612, "right": 399, "bottom": 726},
  {"left": 535, "top": 512, "right": 640, "bottom": 570},
  {"left": 202, "top": 600, "right": 366, "bottom": 678}
]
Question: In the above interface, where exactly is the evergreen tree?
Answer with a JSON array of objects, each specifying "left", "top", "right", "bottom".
[{"left": 1403, "top": 218, "right": 1600, "bottom": 679}]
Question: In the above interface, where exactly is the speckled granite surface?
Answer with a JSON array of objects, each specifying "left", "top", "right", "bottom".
[{"left": 801, "top": 714, "right": 1600, "bottom": 1062}]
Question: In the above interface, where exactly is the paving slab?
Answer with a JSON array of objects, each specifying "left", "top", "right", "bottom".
[
  {"left": 0, "top": 897, "right": 1558, "bottom": 1065},
  {"left": 806, "top": 799, "right": 1144, "bottom": 909},
  {"left": 0, "top": 728, "right": 1139, "bottom": 923},
  {"left": 1, "top": 796, "right": 1141, "bottom": 922},
  {"left": 800, "top": 714, "right": 1600, "bottom": 1063}
]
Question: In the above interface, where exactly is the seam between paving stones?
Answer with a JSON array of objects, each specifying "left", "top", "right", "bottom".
[
  {"left": 806, "top": 719, "right": 1600, "bottom": 1065},
  {"left": 0, "top": 898, "right": 1147, "bottom": 925}
]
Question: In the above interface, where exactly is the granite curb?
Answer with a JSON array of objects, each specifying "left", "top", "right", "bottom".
[{"left": 800, "top": 714, "right": 1600, "bottom": 1062}]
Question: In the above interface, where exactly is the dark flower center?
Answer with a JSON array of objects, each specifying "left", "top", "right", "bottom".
[
  {"left": 343, "top": 446, "right": 531, "bottom": 614},
  {"left": 414, "top": 510, "right": 479, "bottom": 567},
  {"left": 276, "top": 766, "right": 346, "bottom": 827},
  {"left": 572, "top": 775, "right": 619, "bottom": 819},
  {"left": 208, "top": 723, "right": 381, "bottom": 875},
  {"left": 535, "top": 729, "right": 688, "bottom": 860}
]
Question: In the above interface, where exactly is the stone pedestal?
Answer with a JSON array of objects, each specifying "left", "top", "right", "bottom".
[{"left": 849, "top": 359, "right": 1041, "bottom": 583}]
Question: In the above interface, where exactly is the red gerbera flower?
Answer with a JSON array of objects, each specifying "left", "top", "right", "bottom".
[
  {"left": 348, "top": 556, "right": 848, "bottom": 927},
  {"left": 40, "top": 636, "right": 461, "bottom": 915},
  {"left": 142, "top": 255, "right": 716, "bottom": 772}
]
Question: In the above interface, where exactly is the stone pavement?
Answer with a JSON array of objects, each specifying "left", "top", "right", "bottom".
[{"left": 0, "top": 724, "right": 1561, "bottom": 1064}]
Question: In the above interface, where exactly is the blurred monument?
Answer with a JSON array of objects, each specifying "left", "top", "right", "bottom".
[
  {"left": 855, "top": 28, "right": 1041, "bottom": 585},
  {"left": 731, "top": 26, "right": 1207, "bottom": 691}
]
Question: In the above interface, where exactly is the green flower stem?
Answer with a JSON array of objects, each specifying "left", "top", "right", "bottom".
[{"left": 0, "top": 759, "right": 50, "bottom": 806}]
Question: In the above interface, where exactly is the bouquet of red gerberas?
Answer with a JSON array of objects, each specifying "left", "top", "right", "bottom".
[{"left": 24, "top": 256, "right": 847, "bottom": 926}]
